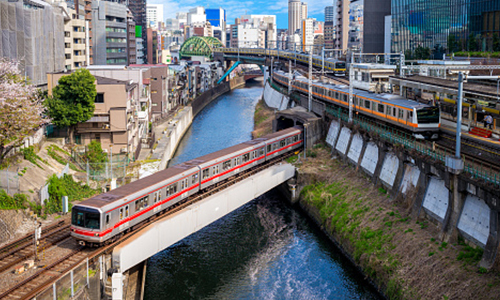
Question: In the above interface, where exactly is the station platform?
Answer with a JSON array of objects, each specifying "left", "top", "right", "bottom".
[{"left": 440, "top": 119, "right": 500, "bottom": 151}]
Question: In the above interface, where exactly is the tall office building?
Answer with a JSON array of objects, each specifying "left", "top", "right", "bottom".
[
  {"left": 301, "top": 18, "right": 314, "bottom": 52},
  {"left": 92, "top": 0, "right": 128, "bottom": 65},
  {"left": 288, "top": 0, "right": 307, "bottom": 35},
  {"left": 347, "top": 0, "right": 390, "bottom": 53},
  {"left": 146, "top": 4, "right": 163, "bottom": 29},
  {"left": 391, "top": 0, "right": 500, "bottom": 54},
  {"left": 325, "top": 6, "right": 334, "bottom": 22},
  {"left": 128, "top": 0, "right": 147, "bottom": 62}
]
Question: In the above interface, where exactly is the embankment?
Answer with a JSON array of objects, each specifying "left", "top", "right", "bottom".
[{"left": 252, "top": 107, "right": 500, "bottom": 300}]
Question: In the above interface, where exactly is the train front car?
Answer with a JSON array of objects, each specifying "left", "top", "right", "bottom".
[
  {"left": 414, "top": 105, "right": 440, "bottom": 140},
  {"left": 71, "top": 164, "right": 201, "bottom": 247},
  {"left": 334, "top": 61, "right": 347, "bottom": 76}
]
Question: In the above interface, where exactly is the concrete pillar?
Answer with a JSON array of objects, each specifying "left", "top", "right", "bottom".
[
  {"left": 480, "top": 210, "right": 500, "bottom": 269},
  {"left": 372, "top": 142, "right": 388, "bottom": 185},
  {"left": 389, "top": 154, "right": 406, "bottom": 197},
  {"left": 412, "top": 171, "right": 430, "bottom": 218},
  {"left": 442, "top": 174, "right": 466, "bottom": 243}
]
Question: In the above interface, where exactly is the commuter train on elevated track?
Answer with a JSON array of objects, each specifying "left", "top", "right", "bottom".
[
  {"left": 272, "top": 70, "right": 441, "bottom": 140},
  {"left": 71, "top": 127, "right": 303, "bottom": 247}
]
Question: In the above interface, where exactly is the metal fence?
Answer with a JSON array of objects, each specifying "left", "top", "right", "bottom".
[
  {"left": 326, "top": 106, "right": 500, "bottom": 187},
  {"left": 0, "top": 170, "right": 19, "bottom": 195}
]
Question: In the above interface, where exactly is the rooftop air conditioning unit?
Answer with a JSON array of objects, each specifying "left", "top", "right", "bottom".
[{"left": 120, "top": 147, "right": 127, "bottom": 153}]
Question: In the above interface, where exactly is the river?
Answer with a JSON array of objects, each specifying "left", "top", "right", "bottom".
[{"left": 144, "top": 80, "right": 382, "bottom": 299}]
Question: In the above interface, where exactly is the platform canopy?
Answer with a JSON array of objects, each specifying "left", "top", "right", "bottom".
[{"left": 179, "top": 36, "right": 223, "bottom": 60}]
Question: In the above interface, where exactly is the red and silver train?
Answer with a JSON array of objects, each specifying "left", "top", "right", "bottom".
[
  {"left": 273, "top": 70, "right": 441, "bottom": 140},
  {"left": 71, "top": 127, "right": 303, "bottom": 246}
]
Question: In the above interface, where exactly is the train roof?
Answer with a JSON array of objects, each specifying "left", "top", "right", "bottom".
[
  {"left": 78, "top": 164, "right": 197, "bottom": 209},
  {"left": 275, "top": 70, "right": 431, "bottom": 110}
]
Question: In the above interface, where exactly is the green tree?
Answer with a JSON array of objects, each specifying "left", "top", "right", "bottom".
[
  {"left": 468, "top": 33, "right": 478, "bottom": 51},
  {"left": 414, "top": 46, "right": 431, "bottom": 60},
  {"left": 85, "top": 140, "right": 108, "bottom": 164},
  {"left": 44, "top": 69, "right": 97, "bottom": 143},
  {"left": 493, "top": 33, "right": 500, "bottom": 52},
  {"left": 447, "top": 34, "right": 459, "bottom": 53}
]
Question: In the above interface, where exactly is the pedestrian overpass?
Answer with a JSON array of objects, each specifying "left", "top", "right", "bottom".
[{"left": 110, "top": 163, "right": 295, "bottom": 299}]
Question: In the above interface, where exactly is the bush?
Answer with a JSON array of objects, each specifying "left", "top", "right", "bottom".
[
  {"left": 0, "top": 189, "right": 28, "bottom": 210},
  {"left": 85, "top": 141, "right": 108, "bottom": 165},
  {"left": 20, "top": 146, "right": 46, "bottom": 169},
  {"left": 45, "top": 174, "right": 99, "bottom": 214}
]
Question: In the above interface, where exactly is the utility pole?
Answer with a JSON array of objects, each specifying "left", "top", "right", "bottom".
[
  {"left": 288, "top": 60, "right": 292, "bottom": 95},
  {"left": 308, "top": 46, "right": 312, "bottom": 112},
  {"left": 349, "top": 52, "right": 354, "bottom": 122},
  {"left": 321, "top": 46, "right": 325, "bottom": 76}
]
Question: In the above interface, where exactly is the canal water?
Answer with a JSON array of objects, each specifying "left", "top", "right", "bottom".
[{"left": 144, "top": 80, "right": 382, "bottom": 299}]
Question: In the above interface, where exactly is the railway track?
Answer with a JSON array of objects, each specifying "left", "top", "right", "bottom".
[
  {"left": 0, "top": 221, "right": 70, "bottom": 275},
  {"left": 436, "top": 132, "right": 500, "bottom": 172}
]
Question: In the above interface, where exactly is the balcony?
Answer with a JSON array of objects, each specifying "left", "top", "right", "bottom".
[
  {"left": 86, "top": 116, "right": 110, "bottom": 122},
  {"left": 74, "top": 43, "right": 86, "bottom": 51},
  {"left": 85, "top": 4, "right": 91, "bottom": 10}
]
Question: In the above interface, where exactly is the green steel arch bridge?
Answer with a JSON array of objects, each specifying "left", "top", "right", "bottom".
[{"left": 179, "top": 36, "right": 224, "bottom": 60}]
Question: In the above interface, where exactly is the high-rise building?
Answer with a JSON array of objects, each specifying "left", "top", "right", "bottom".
[
  {"left": 348, "top": 0, "right": 391, "bottom": 53},
  {"left": 127, "top": 9, "right": 137, "bottom": 65},
  {"left": 288, "top": 0, "right": 301, "bottom": 35},
  {"left": 128, "top": 0, "right": 147, "bottom": 62},
  {"left": 334, "top": 0, "right": 350, "bottom": 51},
  {"left": 92, "top": 0, "right": 128, "bottom": 65},
  {"left": 324, "top": 21, "right": 334, "bottom": 49},
  {"left": 391, "top": 0, "right": 500, "bottom": 54},
  {"left": 146, "top": 4, "right": 164, "bottom": 29},
  {"left": 301, "top": 2, "right": 308, "bottom": 22},
  {"left": 207, "top": 8, "right": 227, "bottom": 45},
  {"left": 325, "top": 6, "right": 334, "bottom": 22}
]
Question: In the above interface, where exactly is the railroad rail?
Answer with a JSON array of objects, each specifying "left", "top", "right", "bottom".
[
  {"left": 0, "top": 220, "right": 66, "bottom": 258},
  {"left": 0, "top": 154, "right": 296, "bottom": 300}
]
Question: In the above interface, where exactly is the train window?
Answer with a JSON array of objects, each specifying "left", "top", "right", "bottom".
[
  {"left": 192, "top": 173, "right": 198, "bottom": 184},
  {"left": 154, "top": 193, "right": 158, "bottom": 203},
  {"left": 335, "top": 92, "right": 339, "bottom": 99},
  {"left": 223, "top": 160, "right": 231, "bottom": 170},
  {"left": 173, "top": 184, "right": 177, "bottom": 194},
  {"left": 202, "top": 169, "right": 210, "bottom": 179},
  {"left": 273, "top": 143, "right": 277, "bottom": 150},
  {"left": 243, "top": 153, "right": 250, "bottom": 162},
  {"left": 105, "top": 214, "right": 109, "bottom": 225},
  {"left": 259, "top": 148, "right": 265, "bottom": 156},
  {"left": 135, "top": 199, "right": 141, "bottom": 211},
  {"left": 237, "top": 157, "right": 240, "bottom": 165},
  {"left": 181, "top": 180, "right": 185, "bottom": 189},
  {"left": 343, "top": 94, "right": 348, "bottom": 102},
  {"left": 143, "top": 196, "right": 148, "bottom": 208},
  {"left": 216, "top": 165, "right": 219, "bottom": 174},
  {"left": 267, "top": 145, "right": 272, "bottom": 152},
  {"left": 398, "top": 109, "right": 404, "bottom": 119},
  {"left": 408, "top": 111, "right": 413, "bottom": 121},
  {"left": 364, "top": 100, "right": 370, "bottom": 109},
  {"left": 393, "top": 107, "right": 397, "bottom": 117},
  {"left": 378, "top": 104, "right": 384, "bottom": 113},
  {"left": 159, "top": 191, "right": 161, "bottom": 200},
  {"left": 280, "top": 140, "right": 286, "bottom": 147},
  {"left": 119, "top": 208, "right": 123, "bottom": 220},
  {"left": 251, "top": 151, "right": 254, "bottom": 159},
  {"left": 125, "top": 205, "right": 129, "bottom": 217}
]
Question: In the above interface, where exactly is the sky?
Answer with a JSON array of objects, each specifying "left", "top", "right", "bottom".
[{"left": 147, "top": 0, "right": 333, "bottom": 29}]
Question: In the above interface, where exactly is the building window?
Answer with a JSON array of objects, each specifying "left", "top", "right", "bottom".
[{"left": 95, "top": 93, "right": 104, "bottom": 103}]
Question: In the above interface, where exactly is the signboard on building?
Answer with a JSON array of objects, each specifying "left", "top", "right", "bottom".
[{"left": 135, "top": 25, "right": 142, "bottom": 38}]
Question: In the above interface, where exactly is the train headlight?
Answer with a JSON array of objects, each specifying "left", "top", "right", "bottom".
[{"left": 94, "top": 233, "right": 100, "bottom": 237}]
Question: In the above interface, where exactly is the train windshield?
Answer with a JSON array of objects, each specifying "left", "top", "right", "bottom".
[
  {"left": 417, "top": 107, "right": 440, "bottom": 124},
  {"left": 336, "top": 62, "right": 346, "bottom": 69},
  {"left": 72, "top": 207, "right": 101, "bottom": 230}
]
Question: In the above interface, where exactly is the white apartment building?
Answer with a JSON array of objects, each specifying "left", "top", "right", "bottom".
[
  {"left": 146, "top": 4, "right": 163, "bottom": 29},
  {"left": 240, "top": 14, "right": 277, "bottom": 47}
]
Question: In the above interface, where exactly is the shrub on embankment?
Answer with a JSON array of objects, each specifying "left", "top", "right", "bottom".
[{"left": 296, "top": 146, "right": 500, "bottom": 300}]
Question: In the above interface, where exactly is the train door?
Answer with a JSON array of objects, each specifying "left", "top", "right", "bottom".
[{"left": 104, "top": 213, "right": 111, "bottom": 231}]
